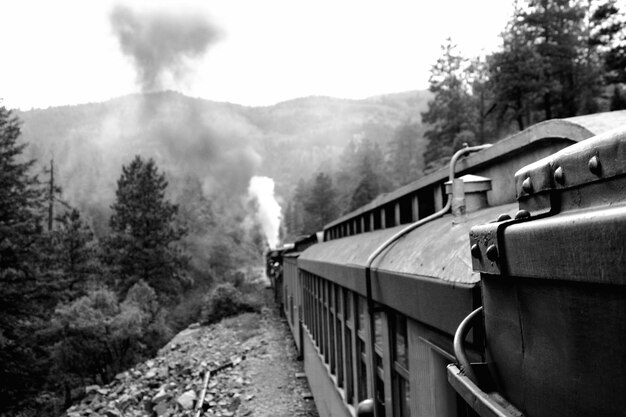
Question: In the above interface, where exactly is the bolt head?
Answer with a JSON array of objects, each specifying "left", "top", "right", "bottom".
[
  {"left": 470, "top": 243, "right": 481, "bottom": 259},
  {"left": 497, "top": 214, "right": 512, "bottom": 222},
  {"left": 554, "top": 166, "right": 565, "bottom": 185},
  {"left": 515, "top": 209, "right": 531, "bottom": 220},
  {"left": 522, "top": 177, "right": 532, "bottom": 194},
  {"left": 588, "top": 155, "right": 601, "bottom": 176},
  {"left": 486, "top": 244, "right": 499, "bottom": 262}
]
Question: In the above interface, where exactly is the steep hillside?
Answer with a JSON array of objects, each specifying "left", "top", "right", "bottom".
[{"left": 16, "top": 90, "right": 431, "bottom": 213}]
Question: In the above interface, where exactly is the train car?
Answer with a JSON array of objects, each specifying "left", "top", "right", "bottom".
[
  {"left": 450, "top": 123, "right": 626, "bottom": 417},
  {"left": 279, "top": 110, "right": 626, "bottom": 417},
  {"left": 266, "top": 247, "right": 289, "bottom": 309},
  {"left": 282, "top": 233, "right": 320, "bottom": 357}
]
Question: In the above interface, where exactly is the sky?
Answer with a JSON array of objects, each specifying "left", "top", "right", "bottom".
[{"left": 0, "top": 0, "right": 515, "bottom": 110}]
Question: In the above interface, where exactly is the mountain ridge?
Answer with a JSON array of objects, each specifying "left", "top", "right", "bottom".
[{"left": 14, "top": 89, "right": 432, "bottom": 233}]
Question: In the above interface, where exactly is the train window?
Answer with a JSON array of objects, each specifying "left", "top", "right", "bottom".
[
  {"left": 311, "top": 275, "right": 319, "bottom": 346},
  {"left": 376, "top": 376, "right": 386, "bottom": 417},
  {"left": 322, "top": 280, "right": 328, "bottom": 363},
  {"left": 345, "top": 325, "right": 354, "bottom": 403},
  {"left": 394, "top": 314, "right": 408, "bottom": 369},
  {"left": 392, "top": 313, "right": 410, "bottom": 417},
  {"left": 329, "top": 283, "right": 336, "bottom": 374},
  {"left": 417, "top": 186, "right": 435, "bottom": 219},
  {"left": 344, "top": 291, "right": 355, "bottom": 404},
  {"left": 358, "top": 297, "right": 367, "bottom": 337},
  {"left": 384, "top": 204, "right": 395, "bottom": 228},
  {"left": 335, "top": 285, "right": 342, "bottom": 317},
  {"left": 335, "top": 286, "right": 344, "bottom": 388},
  {"left": 374, "top": 309, "right": 383, "bottom": 350},
  {"left": 345, "top": 290, "right": 353, "bottom": 322},
  {"left": 357, "top": 296, "right": 369, "bottom": 402},
  {"left": 393, "top": 374, "right": 410, "bottom": 417},
  {"left": 358, "top": 339, "right": 368, "bottom": 401},
  {"left": 316, "top": 277, "right": 322, "bottom": 350}
]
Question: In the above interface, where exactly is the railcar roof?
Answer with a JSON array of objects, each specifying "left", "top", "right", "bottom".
[
  {"left": 324, "top": 111, "right": 626, "bottom": 232},
  {"left": 300, "top": 202, "right": 518, "bottom": 284}
]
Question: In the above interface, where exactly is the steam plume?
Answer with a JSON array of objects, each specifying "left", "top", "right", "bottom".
[
  {"left": 110, "top": 4, "right": 221, "bottom": 91},
  {"left": 248, "top": 176, "right": 282, "bottom": 249}
]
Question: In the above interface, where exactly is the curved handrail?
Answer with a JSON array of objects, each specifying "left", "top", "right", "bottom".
[{"left": 453, "top": 306, "right": 483, "bottom": 384}]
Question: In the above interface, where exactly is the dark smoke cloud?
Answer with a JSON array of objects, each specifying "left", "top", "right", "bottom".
[{"left": 110, "top": 4, "right": 221, "bottom": 91}]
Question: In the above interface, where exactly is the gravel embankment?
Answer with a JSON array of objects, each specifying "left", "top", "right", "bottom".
[{"left": 64, "top": 292, "right": 318, "bottom": 417}]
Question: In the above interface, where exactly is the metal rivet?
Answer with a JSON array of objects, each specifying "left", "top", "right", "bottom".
[
  {"left": 470, "top": 243, "right": 481, "bottom": 259},
  {"left": 554, "top": 166, "right": 564, "bottom": 185},
  {"left": 497, "top": 214, "right": 511, "bottom": 222},
  {"left": 515, "top": 209, "right": 531, "bottom": 220},
  {"left": 486, "top": 244, "right": 499, "bottom": 262},
  {"left": 588, "top": 155, "right": 601, "bottom": 176},
  {"left": 522, "top": 177, "right": 532, "bottom": 194}
]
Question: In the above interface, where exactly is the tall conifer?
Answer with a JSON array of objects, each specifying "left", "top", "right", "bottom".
[{"left": 106, "top": 156, "right": 187, "bottom": 302}]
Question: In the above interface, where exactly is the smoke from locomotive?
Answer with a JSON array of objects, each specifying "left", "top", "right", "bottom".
[{"left": 248, "top": 176, "right": 282, "bottom": 249}]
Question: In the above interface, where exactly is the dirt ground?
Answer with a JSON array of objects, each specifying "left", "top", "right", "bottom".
[{"left": 237, "top": 296, "right": 319, "bottom": 417}]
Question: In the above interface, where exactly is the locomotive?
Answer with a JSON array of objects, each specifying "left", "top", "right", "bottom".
[{"left": 268, "top": 110, "right": 626, "bottom": 417}]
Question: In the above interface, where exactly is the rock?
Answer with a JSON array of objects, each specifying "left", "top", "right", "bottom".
[
  {"left": 85, "top": 385, "right": 101, "bottom": 395},
  {"left": 176, "top": 390, "right": 197, "bottom": 410},
  {"left": 152, "top": 388, "right": 169, "bottom": 404},
  {"left": 116, "top": 394, "right": 133, "bottom": 409},
  {"left": 152, "top": 401, "right": 170, "bottom": 416},
  {"left": 104, "top": 408, "right": 122, "bottom": 417}
]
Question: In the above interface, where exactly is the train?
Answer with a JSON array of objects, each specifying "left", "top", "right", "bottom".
[{"left": 267, "top": 110, "right": 626, "bottom": 417}]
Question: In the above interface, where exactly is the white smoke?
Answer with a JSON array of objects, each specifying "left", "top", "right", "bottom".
[{"left": 248, "top": 176, "right": 282, "bottom": 249}]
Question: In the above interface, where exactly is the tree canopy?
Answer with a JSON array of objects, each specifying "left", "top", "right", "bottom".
[{"left": 106, "top": 156, "right": 188, "bottom": 302}]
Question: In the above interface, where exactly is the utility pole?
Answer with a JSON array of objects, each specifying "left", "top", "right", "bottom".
[{"left": 47, "top": 159, "right": 55, "bottom": 232}]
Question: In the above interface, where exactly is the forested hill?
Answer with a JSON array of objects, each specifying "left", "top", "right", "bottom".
[{"left": 16, "top": 90, "right": 431, "bottom": 221}]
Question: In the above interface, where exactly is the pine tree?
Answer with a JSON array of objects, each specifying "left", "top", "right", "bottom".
[
  {"left": 589, "top": 0, "right": 626, "bottom": 85},
  {"left": 349, "top": 150, "right": 383, "bottom": 211},
  {"left": 421, "top": 38, "right": 477, "bottom": 171},
  {"left": 41, "top": 208, "right": 101, "bottom": 301},
  {"left": 302, "top": 172, "right": 338, "bottom": 232},
  {"left": 387, "top": 122, "right": 424, "bottom": 187},
  {"left": 0, "top": 106, "right": 46, "bottom": 409},
  {"left": 105, "top": 156, "right": 187, "bottom": 302},
  {"left": 490, "top": 0, "right": 600, "bottom": 123}
]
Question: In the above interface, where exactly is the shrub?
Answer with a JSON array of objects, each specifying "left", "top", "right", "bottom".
[{"left": 201, "top": 282, "right": 260, "bottom": 324}]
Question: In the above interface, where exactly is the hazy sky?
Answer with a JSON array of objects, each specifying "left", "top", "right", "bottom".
[{"left": 0, "top": 0, "right": 514, "bottom": 110}]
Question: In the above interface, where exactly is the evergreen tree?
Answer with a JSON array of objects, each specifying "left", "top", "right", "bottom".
[
  {"left": 283, "top": 179, "right": 308, "bottom": 238},
  {"left": 421, "top": 38, "right": 477, "bottom": 170},
  {"left": 349, "top": 149, "right": 384, "bottom": 211},
  {"left": 105, "top": 156, "right": 187, "bottom": 302},
  {"left": 386, "top": 122, "right": 425, "bottom": 187},
  {"left": 490, "top": 0, "right": 600, "bottom": 124},
  {"left": 0, "top": 106, "right": 46, "bottom": 409},
  {"left": 302, "top": 172, "right": 338, "bottom": 232},
  {"left": 489, "top": 23, "right": 541, "bottom": 130},
  {"left": 40, "top": 208, "right": 101, "bottom": 301},
  {"left": 589, "top": 0, "right": 626, "bottom": 85}
]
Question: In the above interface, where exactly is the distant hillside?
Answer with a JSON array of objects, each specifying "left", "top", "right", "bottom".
[{"left": 15, "top": 90, "right": 432, "bottom": 228}]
